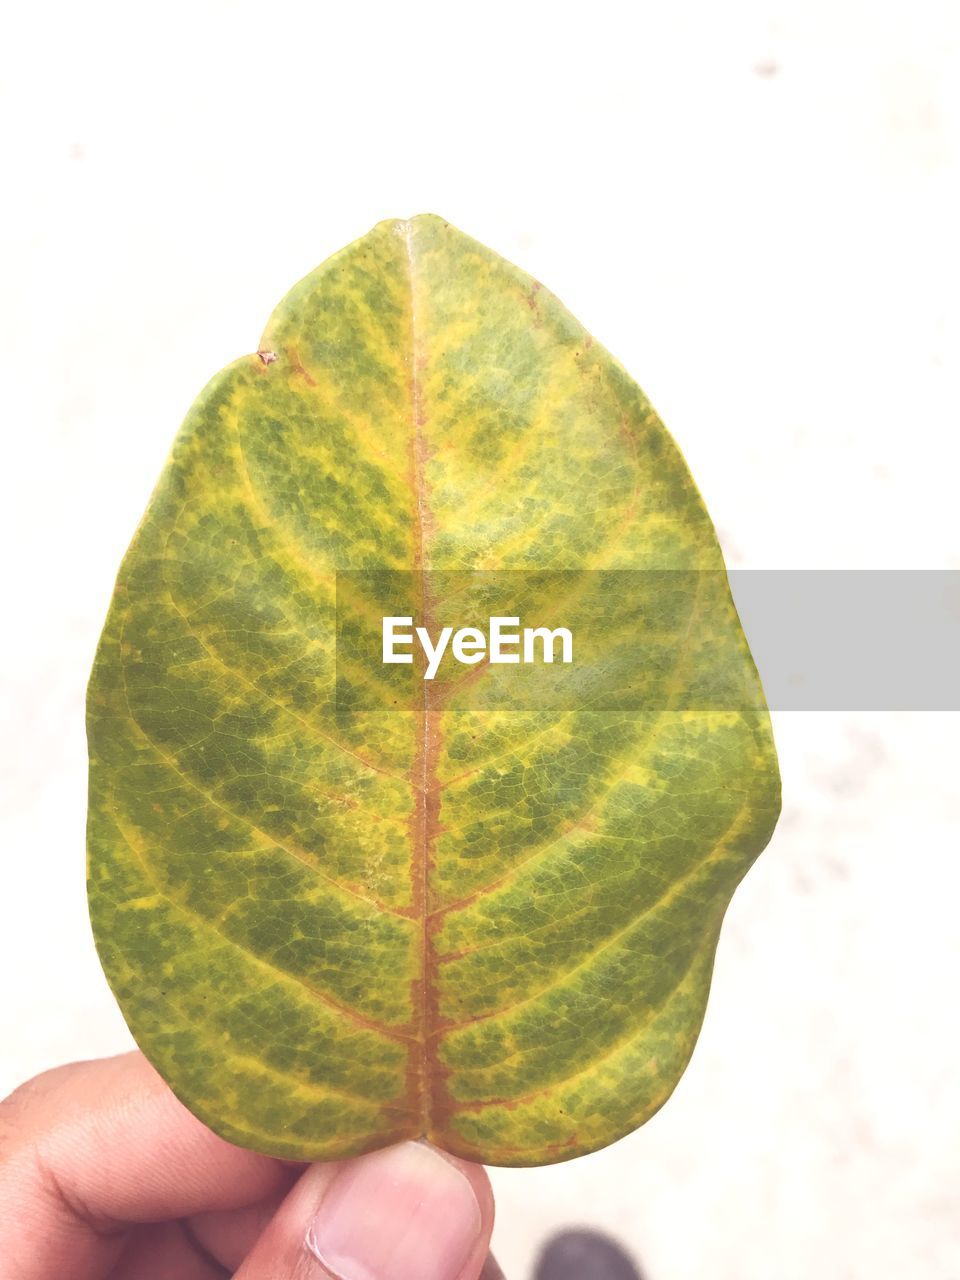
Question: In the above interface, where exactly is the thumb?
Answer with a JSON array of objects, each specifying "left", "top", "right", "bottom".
[{"left": 234, "top": 1140, "right": 496, "bottom": 1280}]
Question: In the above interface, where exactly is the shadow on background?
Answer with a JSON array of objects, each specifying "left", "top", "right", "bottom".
[{"left": 533, "top": 1229, "right": 646, "bottom": 1280}]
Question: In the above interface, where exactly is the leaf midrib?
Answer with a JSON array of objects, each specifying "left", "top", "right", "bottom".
[{"left": 402, "top": 220, "right": 445, "bottom": 1140}]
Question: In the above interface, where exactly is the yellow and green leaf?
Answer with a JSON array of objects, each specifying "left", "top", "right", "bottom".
[{"left": 87, "top": 215, "right": 780, "bottom": 1166}]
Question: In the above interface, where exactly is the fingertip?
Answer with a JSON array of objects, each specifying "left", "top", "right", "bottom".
[
  {"left": 429, "top": 1144, "right": 496, "bottom": 1240},
  {"left": 235, "top": 1140, "right": 494, "bottom": 1280}
]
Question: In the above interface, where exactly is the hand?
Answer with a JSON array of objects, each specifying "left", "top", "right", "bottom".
[{"left": 0, "top": 1051, "right": 499, "bottom": 1279}]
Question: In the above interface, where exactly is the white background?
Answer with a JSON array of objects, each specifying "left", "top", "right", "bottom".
[{"left": 2, "top": 2, "right": 959, "bottom": 1277}]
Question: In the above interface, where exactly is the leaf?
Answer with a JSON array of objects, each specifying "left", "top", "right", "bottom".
[{"left": 87, "top": 215, "right": 780, "bottom": 1167}]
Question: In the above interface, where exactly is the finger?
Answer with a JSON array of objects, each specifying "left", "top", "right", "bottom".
[
  {"left": 187, "top": 1185, "right": 293, "bottom": 1271},
  {"left": 0, "top": 1052, "right": 296, "bottom": 1280},
  {"left": 107, "top": 1220, "right": 229, "bottom": 1280},
  {"left": 108, "top": 1196, "right": 294, "bottom": 1279},
  {"left": 235, "top": 1141, "right": 495, "bottom": 1280}
]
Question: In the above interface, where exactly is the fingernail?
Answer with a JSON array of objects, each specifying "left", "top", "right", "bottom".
[{"left": 305, "top": 1141, "right": 482, "bottom": 1280}]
